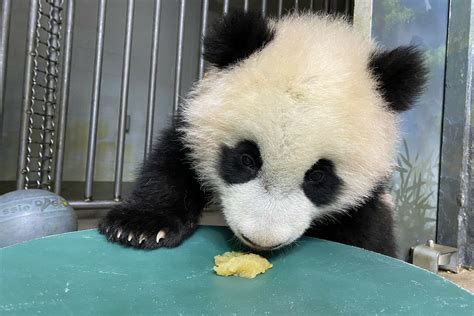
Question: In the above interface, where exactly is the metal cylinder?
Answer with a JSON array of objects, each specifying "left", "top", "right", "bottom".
[
  {"left": 223, "top": 0, "right": 229, "bottom": 14},
  {"left": 331, "top": 0, "right": 338, "bottom": 13},
  {"left": 198, "top": 0, "right": 209, "bottom": 80},
  {"left": 55, "top": 0, "right": 75, "bottom": 194},
  {"left": 173, "top": 0, "right": 185, "bottom": 113},
  {"left": 144, "top": 0, "right": 162, "bottom": 160},
  {"left": 345, "top": 0, "right": 352, "bottom": 15},
  {"left": 85, "top": 0, "right": 107, "bottom": 200},
  {"left": 69, "top": 200, "right": 119, "bottom": 210},
  {"left": 17, "top": 0, "right": 40, "bottom": 190},
  {"left": 114, "top": 0, "right": 135, "bottom": 200},
  {"left": 261, "top": 0, "right": 267, "bottom": 17},
  {"left": 324, "top": 0, "right": 330, "bottom": 12},
  {"left": 0, "top": 0, "right": 11, "bottom": 134},
  {"left": 278, "top": 0, "right": 283, "bottom": 17}
]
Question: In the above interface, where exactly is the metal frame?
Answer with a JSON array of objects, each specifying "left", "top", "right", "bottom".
[
  {"left": 173, "top": 0, "right": 186, "bottom": 113},
  {"left": 84, "top": 0, "right": 106, "bottom": 201},
  {"left": 144, "top": 0, "right": 162, "bottom": 159},
  {"left": 437, "top": 0, "right": 474, "bottom": 268},
  {"left": 261, "top": 0, "right": 267, "bottom": 17},
  {"left": 0, "top": 0, "right": 11, "bottom": 133},
  {"left": 223, "top": 0, "right": 229, "bottom": 15},
  {"left": 198, "top": 0, "right": 209, "bottom": 80},
  {"left": 10, "top": 0, "right": 354, "bottom": 210},
  {"left": 353, "top": 0, "right": 372, "bottom": 39},
  {"left": 114, "top": 0, "right": 135, "bottom": 201},
  {"left": 54, "top": 0, "right": 74, "bottom": 194}
]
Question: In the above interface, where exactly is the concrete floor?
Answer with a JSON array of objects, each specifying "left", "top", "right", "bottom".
[{"left": 440, "top": 269, "right": 474, "bottom": 294}]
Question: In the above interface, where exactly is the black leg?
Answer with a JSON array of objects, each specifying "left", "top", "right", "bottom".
[{"left": 98, "top": 123, "right": 207, "bottom": 249}]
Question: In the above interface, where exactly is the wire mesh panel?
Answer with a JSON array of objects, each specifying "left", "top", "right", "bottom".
[{"left": 17, "top": 0, "right": 64, "bottom": 190}]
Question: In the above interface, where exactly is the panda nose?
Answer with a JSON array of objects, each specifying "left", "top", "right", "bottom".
[{"left": 241, "top": 234, "right": 282, "bottom": 250}]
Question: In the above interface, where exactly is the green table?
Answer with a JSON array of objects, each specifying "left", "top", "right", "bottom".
[{"left": 1, "top": 226, "right": 473, "bottom": 315}]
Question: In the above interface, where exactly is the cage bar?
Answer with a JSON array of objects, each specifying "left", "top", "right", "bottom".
[
  {"left": 262, "top": 0, "right": 267, "bottom": 17},
  {"left": 331, "top": 0, "right": 337, "bottom": 13},
  {"left": 84, "top": 0, "right": 107, "bottom": 200},
  {"left": 345, "top": 0, "right": 351, "bottom": 15},
  {"left": 243, "top": 0, "right": 249, "bottom": 12},
  {"left": 173, "top": 0, "right": 185, "bottom": 113},
  {"left": 69, "top": 200, "right": 119, "bottom": 210},
  {"left": 294, "top": 0, "right": 299, "bottom": 11},
  {"left": 324, "top": 0, "right": 329, "bottom": 12},
  {"left": 198, "top": 0, "right": 209, "bottom": 80},
  {"left": 353, "top": 0, "right": 373, "bottom": 39},
  {"left": 0, "top": 0, "right": 11, "bottom": 133},
  {"left": 17, "top": 0, "right": 40, "bottom": 190},
  {"left": 55, "top": 0, "right": 74, "bottom": 194},
  {"left": 278, "top": 0, "right": 283, "bottom": 17},
  {"left": 114, "top": 0, "right": 135, "bottom": 200},
  {"left": 223, "top": 0, "right": 229, "bottom": 14},
  {"left": 144, "top": 0, "right": 161, "bottom": 160}
]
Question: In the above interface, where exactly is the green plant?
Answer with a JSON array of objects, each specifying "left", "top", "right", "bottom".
[{"left": 391, "top": 139, "right": 438, "bottom": 258}]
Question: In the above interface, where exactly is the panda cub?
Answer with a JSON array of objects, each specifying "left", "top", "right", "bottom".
[{"left": 99, "top": 11, "right": 426, "bottom": 257}]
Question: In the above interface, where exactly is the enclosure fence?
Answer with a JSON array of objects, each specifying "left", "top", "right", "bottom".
[{"left": 1, "top": 0, "right": 354, "bottom": 210}]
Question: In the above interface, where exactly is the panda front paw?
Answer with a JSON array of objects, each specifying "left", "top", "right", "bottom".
[{"left": 98, "top": 208, "right": 198, "bottom": 249}]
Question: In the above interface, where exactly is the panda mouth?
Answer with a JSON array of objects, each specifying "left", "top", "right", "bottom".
[{"left": 241, "top": 234, "right": 283, "bottom": 251}]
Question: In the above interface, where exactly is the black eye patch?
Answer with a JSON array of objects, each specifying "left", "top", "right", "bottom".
[
  {"left": 302, "top": 159, "right": 342, "bottom": 207},
  {"left": 219, "top": 140, "right": 262, "bottom": 184}
]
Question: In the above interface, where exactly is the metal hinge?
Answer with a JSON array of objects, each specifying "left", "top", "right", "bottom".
[{"left": 411, "top": 240, "right": 460, "bottom": 273}]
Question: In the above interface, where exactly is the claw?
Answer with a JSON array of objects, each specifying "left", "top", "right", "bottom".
[
  {"left": 106, "top": 227, "right": 110, "bottom": 233},
  {"left": 116, "top": 230, "right": 122, "bottom": 239},
  {"left": 139, "top": 234, "right": 146, "bottom": 244},
  {"left": 156, "top": 230, "right": 166, "bottom": 243},
  {"left": 128, "top": 233, "right": 133, "bottom": 242}
]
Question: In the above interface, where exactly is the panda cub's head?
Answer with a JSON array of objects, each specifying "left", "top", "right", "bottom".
[{"left": 181, "top": 12, "right": 426, "bottom": 250}]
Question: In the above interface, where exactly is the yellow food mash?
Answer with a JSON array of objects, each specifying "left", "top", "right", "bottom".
[{"left": 213, "top": 251, "right": 272, "bottom": 279}]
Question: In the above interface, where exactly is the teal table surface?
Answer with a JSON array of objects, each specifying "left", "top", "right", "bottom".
[{"left": 0, "top": 226, "right": 473, "bottom": 315}]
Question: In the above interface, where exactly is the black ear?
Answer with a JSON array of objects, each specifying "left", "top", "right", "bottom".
[
  {"left": 204, "top": 11, "right": 274, "bottom": 68},
  {"left": 369, "top": 46, "right": 428, "bottom": 112}
]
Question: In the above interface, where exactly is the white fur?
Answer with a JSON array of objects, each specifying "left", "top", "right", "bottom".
[
  {"left": 181, "top": 14, "right": 398, "bottom": 246},
  {"left": 221, "top": 179, "right": 316, "bottom": 249}
]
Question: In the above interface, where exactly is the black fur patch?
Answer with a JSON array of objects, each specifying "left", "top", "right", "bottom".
[
  {"left": 302, "top": 159, "right": 342, "bottom": 207},
  {"left": 306, "top": 185, "right": 397, "bottom": 257},
  {"left": 98, "top": 119, "right": 208, "bottom": 249},
  {"left": 204, "top": 11, "right": 274, "bottom": 68},
  {"left": 369, "top": 46, "right": 428, "bottom": 112},
  {"left": 219, "top": 140, "right": 263, "bottom": 184}
]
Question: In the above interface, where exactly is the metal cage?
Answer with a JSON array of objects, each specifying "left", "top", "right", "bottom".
[{"left": 1, "top": 0, "right": 355, "bottom": 210}]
